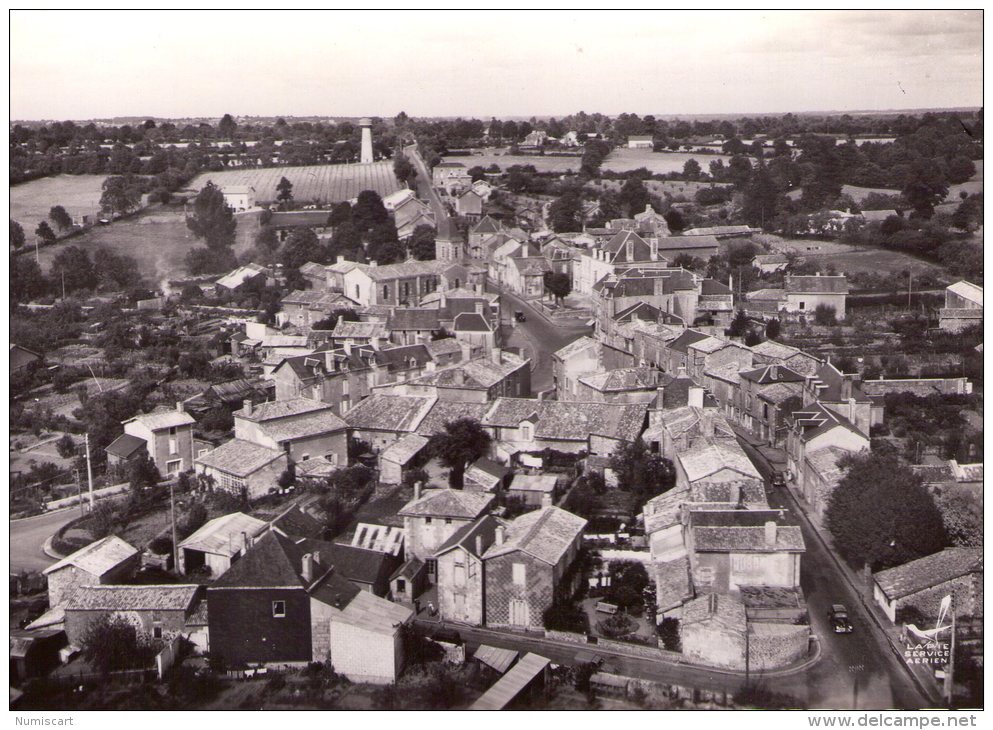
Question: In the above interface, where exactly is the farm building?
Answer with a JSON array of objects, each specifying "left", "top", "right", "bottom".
[
  {"left": 222, "top": 186, "right": 255, "bottom": 211},
  {"left": 627, "top": 135, "right": 654, "bottom": 149}
]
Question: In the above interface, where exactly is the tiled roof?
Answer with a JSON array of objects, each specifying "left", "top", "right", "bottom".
[
  {"left": 657, "top": 235, "right": 720, "bottom": 250},
  {"left": 269, "top": 504, "right": 325, "bottom": 539},
  {"left": 398, "top": 488, "right": 494, "bottom": 519},
  {"left": 805, "top": 446, "right": 849, "bottom": 486},
  {"left": 682, "top": 593, "right": 747, "bottom": 630},
  {"left": 282, "top": 289, "right": 325, "bottom": 306},
  {"left": 510, "top": 256, "right": 551, "bottom": 276},
  {"left": 739, "top": 364, "right": 805, "bottom": 385},
  {"left": 690, "top": 510, "right": 804, "bottom": 552},
  {"left": 750, "top": 340, "right": 806, "bottom": 360},
  {"left": 404, "top": 352, "right": 527, "bottom": 390},
  {"left": 105, "top": 433, "right": 147, "bottom": 459},
  {"left": 668, "top": 329, "right": 711, "bottom": 354},
  {"left": 747, "top": 288, "right": 786, "bottom": 301},
  {"left": 354, "top": 260, "right": 450, "bottom": 282},
  {"left": 752, "top": 253, "right": 789, "bottom": 265},
  {"left": 297, "top": 539, "right": 393, "bottom": 587},
  {"left": 295, "top": 456, "right": 339, "bottom": 478},
  {"left": 578, "top": 367, "right": 660, "bottom": 393},
  {"left": 553, "top": 336, "right": 597, "bottom": 362},
  {"left": 211, "top": 530, "right": 309, "bottom": 589},
  {"left": 509, "top": 474, "right": 558, "bottom": 494},
  {"left": 472, "top": 215, "right": 503, "bottom": 234},
  {"left": 66, "top": 585, "right": 200, "bottom": 612},
  {"left": 43, "top": 535, "right": 139, "bottom": 577},
  {"left": 785, "top": 275, "right": 849, "bottom": 294},
  {"left": 234, "top": 397, "right": 331, "bottom": 422},
  {"left": 179, "top": 512, "right": 268, "bottom": 557},
  {"left": 789, "top": 400, "right": 868, "bottom": 442},
  {"left": 677, "top": 437, "right": 761, "bottom": 483},
  {"left": 483, "top": 506, "right": 586, "bottom": 565},
  {"left": 335, "top": 589, "right": 412, "bottom": 635},
  {"left": 216, "top": 264, "right": 267, "bottom": 289},
  {"left": 436, "top": 515, "right": 504, "bottom": 558},
  {"left": 700, "top": 279, "right": 732, "bottom": 295},
  {"left": 343, "top": 394, "right": 434, "bottom": 432},
  {"left": 299, "top": 261, "right": 327, "bottom": 277},
  {"left": 380, "top": 433, "right": 430, "bottom": 465},
  {"left": 260, "top": 410, "right": 347, "bottom": 442},
  {"left": 654, "top": 555, "right": 693, "bottom": 612},
  {"left": 465, "top": 457, "right": 511, "bottom": 490},
  {"left": 415, "top": 400, "right": 490, "bottom": 436},
  {"left": 687, "top": 336, "right": 727, "bottom": 354},
  {"left": 195, "top": 438, "right": 285, "bottom": 478},
  {"left": 126, "top": 408, "right": 195, "bottom": 431},
  {"left": 483, "top": 398, "right": 647, "bottom": 443},
  {"left": 874, "top": 548, "right": 983, "bottom": 600},
  {"left": 375, "top": 343, "right": 433, "bottom": 371},
  {"left": 642, "top": 486, "right": 692, "bottom": 535},
  {"left": 331, "top": 320, "right": 388, "bottom": 339},
  {"left": 387, "top": 308, "right": 442, "bottom": 331}
]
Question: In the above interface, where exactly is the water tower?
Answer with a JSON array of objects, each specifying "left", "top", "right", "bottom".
[{"left": 359, "top": 117, "right": 373, "bottom": 164}]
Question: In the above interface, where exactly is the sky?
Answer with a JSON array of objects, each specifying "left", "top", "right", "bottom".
[{"left": 9, "top": 10, "right": 984, "bottom": 121}]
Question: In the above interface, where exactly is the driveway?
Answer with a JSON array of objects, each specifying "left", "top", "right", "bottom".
[{"left": 9, "top": 508, "right": 80, "bottom": 572}]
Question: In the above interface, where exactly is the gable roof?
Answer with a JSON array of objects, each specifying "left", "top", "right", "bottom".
[
  {"left": 259, "top": 409, "right": 348, "bottom": 442},
  {"left": 472, "top": 215, "right": 503, "bottom": 235},
  {"left": 657, "top": 235, "right": 720, "bottom": 251},
  {"left": 195, "top": 438, "right": 286, "bottom": 477},
  {"left": 553, "top": 336, "right": 597, "bottom": 362},
  {"left": 436, "top": 515, "right": 504, "bottom": 558},
  {"left": 105, "top": 433, "right": 147, "bottom": 460},
  {"left": 65, "top": 584, "right": 200, "bottom": 612},
  {"left": 386, "top": 308, "right": 442, "bottom": 331},
  {"left": 343, "top": 394, "right": 435, "bottom": 432},
  {"left": 380, "top": 433, "right": 430, "bottom": 465},
  {"left": 874, "top": 548, "right": 983, "bottom": 600},
  {"left": 578, "top": 367, "right": 660, "bottom": 393},
  {"left": 414, "top": 400, "right": 491, "bottom": 437},
  {"left": 453, "top": 312, "right": 493, "bottom": 332},
  {"left": 947, "top": 280, "right": 983, "bottom": 307},
  {"left": 125, "top": 408, "right": 195, "bottom": 431},
  {"left": 43, "top": 535, "right": 139, "bottom": 577},
  {"left": 179, "top": 512, "right": 268, "bottom": 557},
  {"left": 398, "top": 488, "right": 495, "bottom": 520},
  {"left": 690, "top": 509, "right": 804, "bottom": 553},
  {"left": 668, "top": 329, "right": 711, "bottom": 354},
  {"left": 234, "top": 397, "right": 332, "bottom": 422},
  {"left": 483, "top": 506, "right": 586, "bottom": 565},
  {"left": 211, "top": 530, "right": 309, "bottom": 589},
  {"left": 739, "top": 363, "right": 805, "bottom": 385},
  {"left": 789, "top": 400, "right": 868, "bottom": 442},
  {"left": 483, "top": 398, "right": 647, "bottom": 443},
  {"left": 785, "top": 274, "right": 849, "bottom": 294},
  {"left": 216, "top": 263, "right": 267, "bottom": 290}
]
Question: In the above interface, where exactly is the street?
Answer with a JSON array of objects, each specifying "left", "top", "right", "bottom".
[
  {"left": 736, "top": 436, "right": 930, "bottom": 709},
  {"left": 9, "top": 508, "right": 78, "bottom": 572}
]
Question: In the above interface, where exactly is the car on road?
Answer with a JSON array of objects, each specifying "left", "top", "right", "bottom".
[
  {"left": 770, "top": 471, "right": 786, "bottom": 488},
  {"left": 828, "top": 604, "right": 854, "bottom": 634},
  {"left": 514, "top": 310, "right": 527, "bottom": 322}
]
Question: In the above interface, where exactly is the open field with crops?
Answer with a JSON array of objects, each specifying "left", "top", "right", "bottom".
[
  {"left": 34, "top": 208, "right": 260, "bottom": 281},
  {"left": 10, "top": 174, "right": 108, "bottom": 232},
  {"left": 443, "top": 153, "right": 586, "bottom": 173},
  {"left": 762, "top": 236, "right": 948, "bottom": 278},
  {"left": 188, "top": 162, "right": 401, "bottom": 204}
]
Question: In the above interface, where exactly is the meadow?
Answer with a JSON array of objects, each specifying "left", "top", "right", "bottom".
[
  {"left": 188, "top": 161, "right": 401, "bottom": 204},
  {"left": 444, "top": 148, "right": 733, "bottom": 176},
  {"left": 10, "top": 174, "right": 108, "bottom": 232}
]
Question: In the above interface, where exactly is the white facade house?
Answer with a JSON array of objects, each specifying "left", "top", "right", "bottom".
[{"left": 221, "top": 186, "right": 256, "bottom": 212}]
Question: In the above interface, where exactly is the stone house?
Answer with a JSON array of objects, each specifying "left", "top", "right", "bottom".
[
  {"left": 342, "top": 261, "right": 448, "bottom": 307},
  {"left": 506, "top": 257, "right": 552, "bottom": 299},
  {"left": 397, "top": 485, "right": 495, "bottom": 570},
  {"left": 194, "top": 438, "right": 289, "bottom": 500},
  {"left": 482, "top": 507, "right": 587, "bottom": 630},
  {"left": 64, "top": 584, "right": 204, "bottom": 647},
  {"left": 873, "top": 548, "right": 983, "bottom": 624},
  {"left": 453, "top": 311, "right": 498, "bottom": 354},
  {"left": 118, "top": 405, "right": 196, "bottom": 476},
  {"left": 456, "top": 189, "right": 484, "bottom": 221},
  {"left": 435, "top": 515, "right": 503, "bottom": 626},
  {"left": 343, "top": 393, "right": 437, "bottom": 452},
  {"left": 681, "top": 593, "right": 748, "bottom": 670},
  {"left": 271, "top": 345, "right": 374, "bottom": 416},
  {"left": 749, "top": 340, "right": 821, "bottom": 378},
  {"left": 378, "top": 433, "right": 431, "bottom": 486},
  {"left": 785, "top": 401, "right": 870, "bottom": 500},
  {"left": 386, "top": 308, "right": 443, "bottom": 346},
  {"left": 736, "top": 364, "right": 806, "bottom": 444},
  {"left": 42, "top": 536, "right": 141, "bottom": 608},
  {"left": 801, "top": 446, "right": 849, "bottom": 519},
  {"left": 552, "top": 336, "right": 599, "bottom": 401},
  {"left": 938, "top": 280, "right": 982, "bottom": 333},
  {"left": 571, "top": 366, "right": 663, "bottom": 404},
  {"left": 783, "top": 274, "right": 848, "bottom": 320},
  {"left": 378, "top": 349, "right": 531, "bottom": 404},
  {"left": 233, "top": 397, "right": 349, "bottom": 468},
  {"left": 178, "top": 512, "right": 268, "bottom": 577}
]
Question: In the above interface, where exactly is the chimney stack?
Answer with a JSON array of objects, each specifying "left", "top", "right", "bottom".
[
  {"left": 770, "top": 364, "right": 778, "bottom": 380},
  {"left": 459, "top": 342, "right": 472, "bottom": 363},
  {"left": 337, "top": 255, "right": 345, "bottom": 264},
  {"left": 176, "top": 401, "right": 184, "bottom": 413},
  {"left": 495, "top": 525, "right": 506, "bottom": 546},
  {"left": 414, "top": 481, "right": 422, "bottom": 501},
  {"left": 426, "top": 360, "right": 436, "bottom": 372},
  {"left": 688, "top": 386, "right": 705, "bottom": 409},
  {"left": 541, "top": 491, "right": 553, "bottom": 508},
  {"left": 764, "top": 520, "right": 777, "bottom": 547},
  {"left": 475, "top": 301, "right": 485, "bottom": 315},
  {"left": 302, "top": 553, "right": 314, "bottom": 583},
  {"left": 241, "top": 531, "right": 250, "bottom": 555},
  {"left": 243, "top": 399, "right": 253, "bottom": 417},
  {"left": 491, "top": 347, "right": 502, "bottom": 366},
  {"left": 475, "top": 534, "right": 483, "bottom": 556}
]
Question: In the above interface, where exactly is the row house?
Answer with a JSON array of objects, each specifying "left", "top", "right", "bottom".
[
  {"left": 271, "top": 344, "right": 375, "bottom": 415},
  {"left": 342, "top": 260, "right": 456, "bottom": 307},
  {"left": 734, "top": 364, "right": 806, "bottom": 445},
  {"left": 279, "top": 289, "right": 357, "bottom": 330},
  {"left": 111, "top": 405, "right": 196, "bottom": 476},
  {"left": 783, "top": 274, "right": 849, "bottom": 320},
  {"left": 801, "top": 361, "right": 877, "bottom": 435},
  {"left": 552, "top": 336, "right": 599, "bottom": 399},
  {"left": 377, "top": 349, "right": 531, "bottom": 404},
  {"left": 506, "top": 256, "right": 551, "bottom": 299},
  {"left": 232, "top": 397, "right": 349, "bottom": 468},
  {"left": 488, "top": 238, "right": 540, "bottom": 289}
]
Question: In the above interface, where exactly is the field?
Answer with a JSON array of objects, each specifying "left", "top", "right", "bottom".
[
  {"left": 763, "top": 236, "right": 948, "bottom": 278},
  {"left": 35, "top": 209, "right": 260, "bottom": 280},
  {"left": 443, "top": 153, "right": 587, "bottom": 173},
  {"left": 602, "top": 148, "right": 735, "bottom": 175},
  {"left": 796, "top": 160, "right": 983, "bottom": 205},
  {"left": 10, "top": 174, "right": 108, "bottom": 231},
  {"left": 589, "top": 178, "right": 731, "bottom": 201},
  {"left": 188, "top": 162, "right": 401, "bottom": 204}
]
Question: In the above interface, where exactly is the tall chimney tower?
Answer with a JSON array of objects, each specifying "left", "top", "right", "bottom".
[{"left": 359, "top": 117, "right": 373, "bottom": 164}]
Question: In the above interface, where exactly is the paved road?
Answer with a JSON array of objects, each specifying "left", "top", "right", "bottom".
[
  {"left": 488, "top": 284, "right": 590, "bottom": 394},
  {"left": 736, "top": 437, "right": 930, "bottom": 710},
  {"left": 406, "top": 145, "right": 448, "bottom": 221},
  {"left": 9, "top": 508, "right": 80, "bottom": 572}
]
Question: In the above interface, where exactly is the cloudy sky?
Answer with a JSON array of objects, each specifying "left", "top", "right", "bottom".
[{"left": 10, "top": 10, "right": 983, "bottom": 121}]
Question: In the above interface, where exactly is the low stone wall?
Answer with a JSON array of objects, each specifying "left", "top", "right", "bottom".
[
  {"left": 596, "top": 636, "right": 681, "bottom": 662},
  {"left": 747, "top": 623, "right": 810, "bottom": 671},
  {"left": 860, "top": 377, "right": 971, "bottom": 397},
  {"left": 544, "top": 629, "right": 588, "bottom": 645}
]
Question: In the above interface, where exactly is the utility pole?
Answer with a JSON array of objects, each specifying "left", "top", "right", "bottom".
[
  {"left": 169, "top": 479, "right": 180, "bottom": 574},
  {"left": 62, "top": 271, "right": 66, "bottom": 301},
  {"left": 908, "top": 272, "right": 913, "bottom": 310},
  {"left": 945, "top": 595, "right": 956, "bottom": 707},
  {"left": 75, "top": 469, "right": 84, "bottom": 518},
  {"left": 84, "top": 433, "right": 95, "bottom": 510}
]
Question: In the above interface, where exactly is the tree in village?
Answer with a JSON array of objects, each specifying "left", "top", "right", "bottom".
[
  {"left": 682, "top": 158, "right": 702, "bottom": 180},
  {"left": 428, "top": 418, "right": 492, "bottom": 489},
  {"left": 99, "top": 174, "right": 144, "bottom": 217},
  {"left": 933, "top": 488, "right": 982, "bottom": 548},
  {"left": 543, "top": 271, "right": 572, "bottom": 304},
  {"left": 607, "top": 438, "right": 675, "bottom": 507},
  {"left": 902, "top": 160, "right": 949, "bottom": 219},
  {"left": 741, "top": 162, "right": 779, "bottom": 229},
  {"left": 10, "top": 255, "right": 47, "bottom": 305},
  {"left": 10, "top": 219, "right": 25, "bottom": 249},
  {"left": 765, "top": 318, "right": 782, "bottom": 340},
  {"left": 276, "top": 176, "right": 294, "bottom": 209},
  {"left": 35, "top": 221, "right": 57, "bottom": 245},
  {"left": 49, "top": 205, "right": 74, "bottom": 233},
  {"left": 619, "top": 177, "right": 650, "bottom": 216},
  {"left": 408, "top": 224, "right": 437, "bottom": 261},
  {"left": 280, "top": 228, "right": 326, "bottom": 271},
  {"left": 186, "top": 182, "right": 236, "bottom": 249},
  {"left": 50, "top": 246, "right": 96, "bottom": 294},
  {"left": 80, "top": 615, "right": 157, "bottom": 676},
  {"left": 217, "top": 113, "right": 238, "bottom": 139},
  {"left": 825, "top": 452, "right": 949, "bottom": 571},
  {"left": 548, "top": 191, "right": 584, "bottom": 232},
  {"left": 726, "top": 309, "right": 752, "bottom": 338}
]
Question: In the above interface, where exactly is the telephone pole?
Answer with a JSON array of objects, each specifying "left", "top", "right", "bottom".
[
  {"left": 169, "top": 479, "right": 180, "bottom": 573},
  {"left": 84, "top": 433, "right": 95, "bottom": 510}
]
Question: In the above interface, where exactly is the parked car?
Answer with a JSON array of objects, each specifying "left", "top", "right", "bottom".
[
  {"left": 771, "top": 471, "right": 786, "bottom": 488},
  {"left": 514, "top": 310, "right": 527, "bottom": 322},
  {"left": 828, "top": 604, "right": 854, "bottom": 634}
]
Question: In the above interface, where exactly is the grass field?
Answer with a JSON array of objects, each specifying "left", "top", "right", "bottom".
[
  {"left": 10, "top": 174, "right": 108, "bottom": 232},
  {"left": 764, "top": 236, "right": 948, "bottom": 278},
  {"left": 602, "top": 148, "right": 735, "bottom": 175},
  {"left": 443, "top": 153, "right": 586, "bottom": 173},
  {"left": 34, "top": 208, "right": 260, "bottom": 281},
  {"left": 188, "top": 162, "right": 401, "bottom": 204}
]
